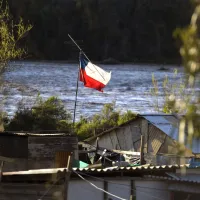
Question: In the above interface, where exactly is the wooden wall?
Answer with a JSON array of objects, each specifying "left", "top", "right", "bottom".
[
  {"left": 28, "top": 135, "right": 78, "bottom": 169},
  {"left": 88, "top": 118, "right": 193, "bottom": 165},
  {"left": 2, "top": 135, "right": 78, "bottom": 172},
  {"left": 89, "top": 119, "right": 142, "bottom": 151},
  {"left": 0, "top": 135, "right": 28, "bottom": 158}
]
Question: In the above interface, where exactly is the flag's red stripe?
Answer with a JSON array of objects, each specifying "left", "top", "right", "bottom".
[{"left": 80, "top": 69, "right": 105, "bottom": 92}]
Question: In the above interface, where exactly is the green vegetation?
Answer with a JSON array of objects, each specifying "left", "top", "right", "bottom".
[
  {"left": 75, "top": 102, "right": 136, "bottom": 140},
  {"left": 5, "top": 97, "right": 136, "bottom": 140},
  {"left": 0, "top": 0, "right": 198, "bottom": 147},
  {"left": 0, "top": 0, "right": 32, "bottom": 130},
  {"left": 6, "top": 0, "right": 192, "bottom": 63},
  {"left": 0, "top": 0, "right": 32, "bottom": 73},
  {"left": 5, "top": 96, "right": 72, "bottom": 132},
  {"left": 150, "top": 0, "right": 200, "bottom": 151},
  {"left": 174, "top": 1, "right": 200, "bottom": 142},
  {"left": 150, "top": 70, "right": 192, "bottom": 114}
]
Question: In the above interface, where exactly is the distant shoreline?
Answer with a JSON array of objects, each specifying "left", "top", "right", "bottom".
[{"left": 9, "top": 58, "right": 182, "bottom": 66}]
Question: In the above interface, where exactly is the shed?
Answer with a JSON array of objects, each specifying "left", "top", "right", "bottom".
[
  {"left": 84, "top": 114, "right": 197, "bottom": 165},
  {"left": 0, "top": 132, "right": 78, "bottom": 172}
]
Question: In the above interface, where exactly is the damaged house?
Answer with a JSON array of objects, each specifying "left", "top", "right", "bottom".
[{"left": 82, "top": 114, "right": 200, "bottom": 165}]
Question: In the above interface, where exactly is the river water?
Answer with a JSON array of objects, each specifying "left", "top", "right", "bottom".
[{"left": 2, "top": 61, "right": 186, "bottom": 119}]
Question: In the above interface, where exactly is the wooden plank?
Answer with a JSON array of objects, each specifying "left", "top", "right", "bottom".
[
  {"left": 0, "top": 161, "right": 4, "bottom": 182},
  {"left": 104, "top": 181, "right": 108, "bottom": 200},
  {"left": 140, "top": 135, "right": 145, "bottom": 165},
  {"left": 112, "top": 150, "right": 140, "bottom": 156},
  {"left": 116, "top": 129, "right": 127, "bottom": 150},
  {"left": 130, "top": 121, "right": 141, "bottom": 152},
  {"left": 109, "top": 131, "right": 120, "bottom": 149},
  {"left": 63, "top": 154, "right": 73, "bottom": 200},
  {"left": 0, "top": 156, "right": 15, "bottom": 163},
  {"left": 141, "top": 119, "right": 148, "bottom": 154},
  {"left": 55, "top": 152, "right": 71, "bottom": 168},
  {"left": 123, "top": 126, "right": 134, "bottom": 150}
]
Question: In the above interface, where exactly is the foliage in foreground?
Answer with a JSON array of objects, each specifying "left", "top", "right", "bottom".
[
  {"left": 150, "top": 1, "right": 200, "bottom": 153},
  {"left": 0, "top": 0, "right": 32, "bottom": 130},
  {"left": 0, "top": 0, "right": 32, "bottom": 73},
  {"left": 150, "top": 69, "right": 192, "bottom": 114},
  {"left": 174, "top": 2, "right": 200, "bottom": 143}
]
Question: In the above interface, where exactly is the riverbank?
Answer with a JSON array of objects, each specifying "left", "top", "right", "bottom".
[{"left": 10, "top": 57, "right": 183, "bottom": 66}]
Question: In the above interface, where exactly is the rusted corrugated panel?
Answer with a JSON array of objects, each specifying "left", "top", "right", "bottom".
[
  {"left": 148, "top": 124, "right": 166, "bottom": 154},
  {"left": 141, "top": 114, "right": 200, "bottom": 153},
  {"left": 55, "top": 152, "right": 71, "bottom": 168},
  {"left": 158, "top": 135, "right": 178, "bottom": 154}
]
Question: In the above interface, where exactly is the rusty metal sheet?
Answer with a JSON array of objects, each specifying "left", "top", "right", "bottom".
[
  {"left": 148, "top": 124, "right": 165, "bottom": 154},
  {"left": 140, "top": 114, "right": 200, "bottom": 153}
]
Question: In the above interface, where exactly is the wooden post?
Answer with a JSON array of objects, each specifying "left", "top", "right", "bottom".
[
  {"left": 103, "top": 181, "right": 108, "bottom": 200},
  {"left": 140, "top": 135, "right": 144, "bottom": 165},
  {"left": 130, "top": 180, "right": 133, "bottom": 200},
  {"left": 0, "top": 161, "right": 4, "bottom": 182},
  {"left": 63, "top": 153, "right": 73, "bottom": 200},
  {"left": 130, "top": 179, "right": 136, "bottom": 200}
]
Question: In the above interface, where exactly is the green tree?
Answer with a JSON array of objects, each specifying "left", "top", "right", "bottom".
[
  {"left": 75, "top": 102, "right": 136, "bottom": 140},
  {"left": 6, "top": 96, "right": 72, "bottom": 132},
  {"left": 5, "top": 0, "right": 192, "bottom": 62},
  {"left": 0, "top": 0, "right": 32, "bottom": 73}
]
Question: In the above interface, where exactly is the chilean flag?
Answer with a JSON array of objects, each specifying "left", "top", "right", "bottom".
[{"left": 79, "top": 53, "right": 111, "bottom": 92}]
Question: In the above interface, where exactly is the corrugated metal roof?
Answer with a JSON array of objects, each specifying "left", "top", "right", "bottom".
[
  {"left": 140, "top": 114, "right": 200, "bottom": 153},
  {"left": 3, "top": 168, "right": 69, "bottom": 175},
  {"left": 2, "top": 165, "right": 189, "bottom": 176},
  {"left": 144, "top": 175, "right": 200, "bottom": 184},
  {"left": 73, "top": 164, "right": 189, "bottom": 173},
  {"left": 140, "top": 114, "right": 179, "bottom": 139},
  {"left": 0, "top": 132, "right": 74, "bottom": 137}
]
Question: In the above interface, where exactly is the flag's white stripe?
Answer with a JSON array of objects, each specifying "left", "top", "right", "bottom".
[{"left": 85, "top": 62, "right": 111, "bottom": 85}]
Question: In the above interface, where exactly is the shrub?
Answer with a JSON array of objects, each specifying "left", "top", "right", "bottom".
[
  {"left": 6, "top": 96, "right": 72, "bottom": 132},
  {"left": 75, "top": 102, "right": 136, "bottom": 140}
]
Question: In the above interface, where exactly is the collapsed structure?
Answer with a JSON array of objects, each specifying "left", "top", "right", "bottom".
[{"left": 0, "top": 114, "right": 200, "bottom": 200}]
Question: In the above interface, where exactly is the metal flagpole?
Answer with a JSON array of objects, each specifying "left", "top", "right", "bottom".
[
  {"left": 68, "top": 34, "right": 105, "bottom": 81},
  {"left": 73, "top": 65, "right": 80, "bottom": 128},
  {"left": 68, "top": 34, "right": 105, "bottom": 129},
  {"left": 68, "top": 34, "right": 83, "bottom": 52}
]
